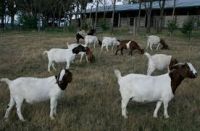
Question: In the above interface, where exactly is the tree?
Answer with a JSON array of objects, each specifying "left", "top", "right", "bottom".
[
  {"left": 137, "top": 0, "right": 142, "bottom": 32},
  {"left": 94, "top": 0, "right": 99, "bottom": 29},
  {"left": 111, "top": 0, "right": 116, "bottom": 32},
  {"left": 172, "top": 0, "right": 176, "bottom": 20},
  {"left": 167, "top": 20, "right": 177, "bottom": 37},
  {"left": 143, "top": 0, "right": 153, "bottom": 33},
  {"left": 158, "top": 0, "right": 166, "bottom": 32},
  {"left": 7, "top": 0, "right": 17, "bottom": 28},
  {"left": 0, "top": 0, "right": 5, "bottom": 28},
  {"left": 181, "top": 18, "right": 194, "bottom": 40}
]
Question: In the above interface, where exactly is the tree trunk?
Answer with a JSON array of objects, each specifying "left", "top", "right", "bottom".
[
  {"left": 118, "top": 13, "right": 120, "bottom": 27},
  {"left": 146, "top": 13, "right": 151, "bottom": 33},
  {"left": 172, "top": 0, "right": 176, "bottom": 20},
  {"left": 52, "top": 11, "right": 56, "bottom": 27},
  {"left": 1, "top": 0, "right": 5, "bottom": 29},
  {"left": 137, "top": 1, "right": 141, "bottom": 32},
  {"left": 158, "top": 0, "right": 166, "bottom": 32},
  {"left": 103, "top": 0, "right": 106, "bottom": 23},
  {"left": 80, "top": 7, "right": 83, "bottom": 28},
  {"left": 11, "top": 14, "right": 15, "bottom": 28},
  {"left": 76, "top": 2, "right": 80, "bottom": 28},
  {"left": 111, "top": 0, "right": 116, "bottom": 32},
  {"left": 94, "top": 0, "right": 99, "bottom": 29},
  {"left": 145, "top": 0, "right": 153, "bottom": 33}
]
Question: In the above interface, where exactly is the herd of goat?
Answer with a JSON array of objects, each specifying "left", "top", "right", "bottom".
[{"left": 0, "top": 29, "right": 198, "bottom": 122}]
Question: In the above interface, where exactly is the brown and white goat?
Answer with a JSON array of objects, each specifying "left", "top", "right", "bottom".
[
  {"left": 115, "top": 40, "right": 144, "bottom": 55},
  {"left": 114, "top": 63, "right": 197, "bottom": 119},
  {"left": 146, "top": 35, "right": 169, "bottom": 50},
  {"left": 76, "top": 29, "right": 96, "bottom": 43},
  {"left": 85, "top": 47, "right": 95, "bottom": 63}
]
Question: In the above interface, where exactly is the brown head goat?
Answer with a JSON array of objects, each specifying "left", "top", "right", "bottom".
[
  {"left": 86, "top": 47, "right": 95, "bottom": 63},
  {"left": 115, "top": 40, "right": 144, "bottom": 55}
]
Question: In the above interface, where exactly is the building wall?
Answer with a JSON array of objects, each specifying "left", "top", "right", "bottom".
[{"left": 162, "top": 15, "right": 200, "bottom": 28}]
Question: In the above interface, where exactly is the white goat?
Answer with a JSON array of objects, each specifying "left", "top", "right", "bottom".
[
  {"left": 101, "top": 37, "right": 120, "bottom": 52},
  {"left": 84, "top": 35, "right": 100, "bottom": 48},
  {"left": 145, "top": 52, "right": 178, "bottom": 75},
  {"left": 146, "top": 35, "right": 167, "bottom": 50},
  {"left": 44, "top": 45, "right": 86, "bottom": 72},
  {"left": 1, "top": 69, "right": 72, "bottom": 121},
  {"left": 114, "top": 63, "right": 197, "bottom": 119}
]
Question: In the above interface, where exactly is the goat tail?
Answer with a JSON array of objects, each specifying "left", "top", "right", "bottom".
[
  {"left": 43, "top": 50, "right": 48, "bottom": 55},
  {"left": 114, "top": 69, "right": 122, "bottom": 80},
  {"left": 144, "top": 52, "right": 151, "bottom": 59},
  {"left": 0, "top": 78, "right": 11, "bottom": 85}
]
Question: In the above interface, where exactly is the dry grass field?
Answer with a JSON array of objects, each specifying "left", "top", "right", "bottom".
[{"left": 0, "top": 31, "right": 200, "bottom": 131}]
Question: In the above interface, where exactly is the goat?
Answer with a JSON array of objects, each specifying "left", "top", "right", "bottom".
[
  {"left": 101, "top": 37, "right": 120, "bottom": 52},
  {"left": 84, "top": 35, "right": 102, "bottom": 48},
  {"left": 76, "top": 29, "right": 96, "bottom": 43},
  {"left": 85, "top": 46, "right": 95, "bottom": 63},
  {"left": 146, "top": 35, "right": 169, "bottom": 50},
  {"left": 145, "top": 52, "right": 178, "bottom": 75},
  {"left": 76, "top": 30, "right": 87, "bottom": 43},
  {"left": 115, "top": 40, "right": 144, "bottom": 55},
  {"left": 114, "top": 63, "right": 197, "bottom": 119},
  {"left": 67, "top": 43, "right": 95, "bottom": 63},
  {"left": 1, "top": 69, "right": 72, "bottom": 121},
  {"left": 44, "top": 45, "right": 86, "bottom": 72}
]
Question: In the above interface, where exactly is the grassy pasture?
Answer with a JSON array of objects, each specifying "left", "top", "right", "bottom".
[{"left": 0, "top": 31, "right": 200, "bottom": 131}]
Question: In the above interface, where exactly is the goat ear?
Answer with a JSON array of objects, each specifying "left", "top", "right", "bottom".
[{"left": 55, "top": 75, "right": 58, "bottom": 79}]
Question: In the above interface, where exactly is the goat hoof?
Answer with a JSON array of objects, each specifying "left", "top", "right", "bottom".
[
  {"left": 20, "top": 119, "right": 26, "bottom": 122},
  {"left": 164, "top": 115, "right": 169, "bottom": 119},
  {"left": 153, "top": 115, "right": 158, "bottom": 118},
  {"left": 50, "top": 117, "right": 55, "bottom": 120},
  {"left": 123, "top": 115, "right": 128, "bottom": 119}
]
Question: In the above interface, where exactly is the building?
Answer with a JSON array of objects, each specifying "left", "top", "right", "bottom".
[
  {"left": 87, "top": 0, "right": 129, "bottom": 9},
  {"left": 85, "top": 0, "right": 200, "bottom": 29}
]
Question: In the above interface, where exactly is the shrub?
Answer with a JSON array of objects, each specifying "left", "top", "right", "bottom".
[
  {"left": 167, "top": 20, "right": 177, "bottom": 36},
  {"left": 100, "top": 20, "right": 109, "bottom": 31},
  {"left": 181, "top": 18, "right": 194, "bottom": 40},
  {"left": 19, "top": 15, "right": 37, "bottom": 29}
]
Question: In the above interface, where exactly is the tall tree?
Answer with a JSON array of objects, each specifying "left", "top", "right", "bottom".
[
  {"left": 172, "top": 0, "right": 176, "bottom": 20},
  {"left": 158, "top": 0, "right": 166, "bottom": 32},
  {"left": 137, "top": 0, "right": 142, "bottom": 32},
  {"left": 111, "top": 0, "right": 116, "bottom": 32},
  {"left": 94, "top": 0, "right": 99, "bottom": 28},
  {"left": 102, "top": 0, "right": 107, "bottom": 23},
  {"left": 7, "top": 0, "right": 17, "bottom": 28},
  {"left": 78, "top": 0, "right": 88, "bottom": 29},
  {"left": 0, "top": 0, "right": 5, "bottom": 28},
  {"left": 143, "top": 0, "right": 153, "bottom": 33}
]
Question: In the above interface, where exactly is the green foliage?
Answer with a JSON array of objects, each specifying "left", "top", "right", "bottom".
[
  {"left": 100, "top": 20, "right": 109, "bottom": 31},
  {"left": 19, "top": 15, "right": 37, "bottom": 29},
  {"left": 67, "top": 24, "right": 76, "bottom": 32},
  {"left": 81, "top": 22, "right": 89, "bottom": 30},
  {"left": 181, "top": 18, "right": 194, "bottom": 40},
  {"left": 0, "top": 0, "right": 3, "bottom": 17},
  {"left": 167, "top": 20, "right": 177, "bottom": 36}
]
